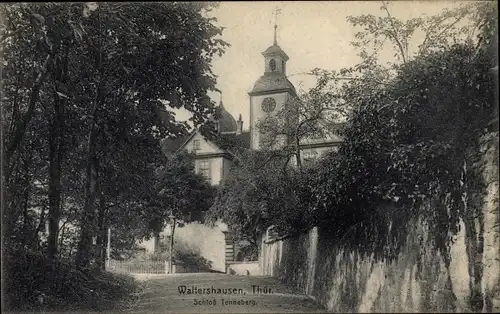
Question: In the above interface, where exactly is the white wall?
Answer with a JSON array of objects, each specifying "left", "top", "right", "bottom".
[
  {"left": 227, "top": 262, "right": 261, "bottom": 276},
  {"left": 250, "top": 91, "right": 290, "bottom": 150},
  {"left": 138, "top": 223, "right": 227, "bottom": 272},
  {"left": 170, "top": 222, "right": 226, "bottom": 272}
]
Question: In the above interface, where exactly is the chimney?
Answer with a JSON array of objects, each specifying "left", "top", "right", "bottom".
[{"left": 236, "top": 114, "right": 243, "bottom": 135}]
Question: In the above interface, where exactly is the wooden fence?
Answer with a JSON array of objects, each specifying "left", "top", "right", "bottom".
[{"left": 106, "top": 259, "right": 168, "bottom": 274}]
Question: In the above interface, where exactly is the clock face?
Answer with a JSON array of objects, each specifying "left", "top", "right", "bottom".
[
  {"left": 269, "top": 59, "right": 276, "bottom": 71},
  {"left": 261, "top": 97, "right": 276, "bottom": 113}
]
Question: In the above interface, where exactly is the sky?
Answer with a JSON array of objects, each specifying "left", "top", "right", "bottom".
[{"left": 175, "top": 1, "right": 469, "bottom": 128}]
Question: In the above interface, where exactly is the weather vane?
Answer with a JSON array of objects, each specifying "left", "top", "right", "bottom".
[{"left": 273, "top": 7, "right": 282, "bottom": 45}]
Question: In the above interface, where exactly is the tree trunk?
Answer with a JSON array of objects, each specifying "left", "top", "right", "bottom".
[
  {"left": 75, "top": 128, "right": 99, "bottom": 268},
  {"left": 47, "top": 128, "right": 63, "bottom": 260},
  {"left": 57, "top": 221, "right": 68, "bottom": 257},
  {"left": 75, "top": 78, "right": 102, "bottom": 268},
  {"left": 21, "top": 185, "right": 31, "bottom": 246},
  {"left": 170, "top": 218, "right": 176, "bottom": 273},
  {"left": 35, "top": 206, "right": 47, "bottom": 243},
  {"left": 95, "top": 194, "right": 107, "bottom": 270},
  {"left": 295, "top": 136, "right": 302, "bottom": 171},
  {"left": 47, "top": 49, "right": 69, "bottom": 262},
  {"left": 102, "top": 227, "right": 108, "bottom": 270},
  {"left": 19, "top": 145, "right": 34, "bottom": 247}
]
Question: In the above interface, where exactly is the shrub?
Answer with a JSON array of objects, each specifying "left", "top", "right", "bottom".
[
  {"left": 150, "top": 239, "right": 213, "bottom": 272},
  {"left": 3, "top": 247, "right": 141, "bottom": 312},
  {"left": 175, "top": 249, "right": 213, "bottom": 272},
  {"left": 237, "top": 243, "right": 258, "bottom": 261}
]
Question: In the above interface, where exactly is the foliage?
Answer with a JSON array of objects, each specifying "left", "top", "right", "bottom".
[
  {"left": 311, "top": 2, "right": 496, "bottom": 262},
  {"left": 152, "top": 150, "right": 216, "bottom": 232},
  {"left": 3, "top": 246, "right": 140, "bottom": 312},
  {"left": 211, "top": 132, "right": 247, "bottom": 153},
  {"left": 305, "top": 40, "right": 494, "bottom": 261},
  {"left": 174, "top": 249, "right": 213, "bottom": 272},
  {"left": 256, "top": 81, "right": 345, "bottom": 171},
  {"left": 347, "top": 1, "right": 491, "bottom": 66},
  {"left": 150, "top": 239, "right": 213, "bottom": 272},
  {"left": 206, "top": 149, "right": 297, "bottom": 246},
  {"left": 236, "top": 243, "right": 258, "bottom": 261},
  {"left": 2, "top": 0, "right": 226, "bottom": 255},
  {"left": 2, "top": 2, "right": 227, "bottom": 309},
  {"left": 208, "top": 2, "right": 497, "bottom": 265}
]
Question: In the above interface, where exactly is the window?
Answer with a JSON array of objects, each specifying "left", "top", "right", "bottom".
[
  {"left": 193, "top": 139, "right": 201, "bottom": 151},
  {"left": 265, "top": 225, "right": 278, "bottom": 243},
  {"left": 269, "top": 59, "right": 276, "bottom": 71},
  {"left": 198, "top": 160, "right": 211, "bottom": 180}
]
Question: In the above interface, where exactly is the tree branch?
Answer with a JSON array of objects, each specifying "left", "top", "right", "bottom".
[
  {"left": 381, "top": 1, "right": 407, "bottom": 63},
  {"left": 421, "top": 15, "right": 465, "bottom": 53},
  {"left": 5, "top": 52, "right": 53, "bottom": 180},
  {"left": 288, "top": 71, "right": 392, "bottom": 86}
]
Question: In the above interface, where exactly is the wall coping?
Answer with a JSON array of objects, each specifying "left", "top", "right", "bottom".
[{"left": 227, "top": 261, "right": 259, "bottom": 265}]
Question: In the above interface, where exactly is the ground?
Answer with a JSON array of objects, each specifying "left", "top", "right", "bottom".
[{"left": 128, "top": 273, "right": 324, "bottom": 313}]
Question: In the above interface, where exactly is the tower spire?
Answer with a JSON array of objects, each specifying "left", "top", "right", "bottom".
[
  {"left": 273, "top": 7, "right": 281, "bottom": 46},
  {"left": 219, "top": 91, "right": 224, "bottom": 108},
  {"left": 274, "top": 24, "right": 277, "bottom": 45}
]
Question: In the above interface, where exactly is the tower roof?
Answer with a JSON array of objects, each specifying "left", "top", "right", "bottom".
[
  {"left": 262, "top": 44, "right": 289, "bottom": 60},
  {"left": 249, "top": 72, "right": 296, "bottom": 96},
  {"left": 214, "top": 99, "right": 237, "bottom": 133},
  {"left": 262, "top": 8, "right": 289, "bottom": 60}
]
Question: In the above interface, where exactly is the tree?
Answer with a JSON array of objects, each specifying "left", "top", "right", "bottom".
[
  {"left": 308, "top": 8, "right": 497, "bottom": 263},
  {"left": 154, "top": 151, "right": 215, "bottom": 271},
  {"left": 347, "top": 1, "right": 487, "bottom": 66},
  {"left": 256, "top": 79, "right": 346, "bottom": 171},
  {"left": 206, "top": 149, "right": 305, "bottom": 250},
  {"left": 1, "top": 4, "right": 92, "bottom": 259},
  {"left": 2, "top": 2, "right": 229, "bottom": 270},
  {"left": 299, "top": 1, "right": 496, "bottom": 91},
  {"left": 69, "top": 2, "right": 229, "bottom": 268}
]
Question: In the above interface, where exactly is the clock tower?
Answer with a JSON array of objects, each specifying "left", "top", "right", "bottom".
[{"left": 248, "top": 20, "right": 297, "bottom": 150}]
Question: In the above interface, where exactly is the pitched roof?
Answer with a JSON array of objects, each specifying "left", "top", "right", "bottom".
[
  {"left": 161, "top": 134, "right": 190, "bottom": 155},
  {"left": 212, "top": 131, "right": 251, "bottom": 151},
  {"left": 160, "top": 131, "right": 251, "bottom": 157}
]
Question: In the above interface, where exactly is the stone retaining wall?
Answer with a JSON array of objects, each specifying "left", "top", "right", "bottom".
[{"left": 260, "top": 132, "right": 499, "bottom": 312}]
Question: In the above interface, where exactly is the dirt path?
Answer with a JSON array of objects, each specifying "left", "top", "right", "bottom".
[{"left": 128, "top": 273, "right": 324, "bottom": 313}]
